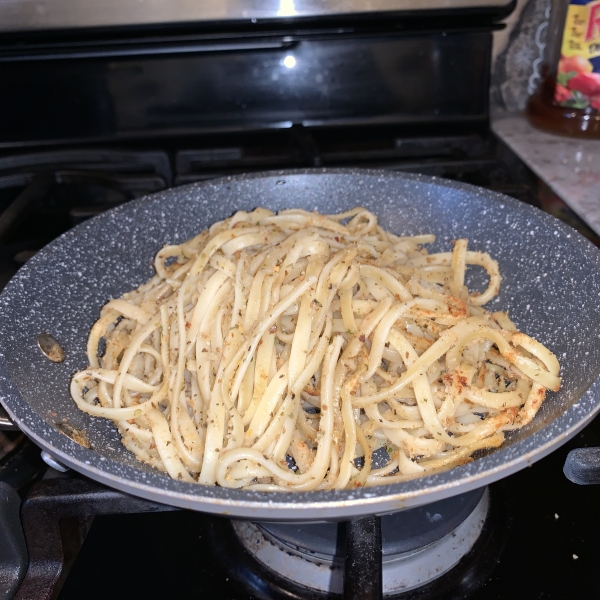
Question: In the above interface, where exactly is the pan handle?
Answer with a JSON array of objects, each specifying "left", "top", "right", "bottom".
[
  {"left": 0, "top": 405, "right": 19, "bottom": 431},
  {"left": 564, "top": 448, "right": 600, "bottom": 485}
]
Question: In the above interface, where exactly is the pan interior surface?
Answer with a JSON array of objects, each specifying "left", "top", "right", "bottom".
[{"left": 1, "top": 170, "right": 599, "bottom": 519}]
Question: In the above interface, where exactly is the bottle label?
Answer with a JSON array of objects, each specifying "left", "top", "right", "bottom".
[{"left": 555, "top": 0, "right": 600, "bottom": 109}]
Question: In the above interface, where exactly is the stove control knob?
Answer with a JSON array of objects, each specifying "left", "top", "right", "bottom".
[{"left": 564, "top": 447, "right": 600, "bottom": 485}]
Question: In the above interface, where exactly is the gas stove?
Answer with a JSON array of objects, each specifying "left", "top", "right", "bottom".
[
  {"left": 1, "top": 130, "right": 598, "bottom": 600},
  {"left": 1, "top": 3, "right": 600, "bottom": 599},
  {"left": 3, "top": 424, "right": 600, "bottom": 600}
]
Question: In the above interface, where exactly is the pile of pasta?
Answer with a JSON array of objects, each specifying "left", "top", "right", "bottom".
[{"left": 71, "top": 207, "right": 561, "bottom": 490}]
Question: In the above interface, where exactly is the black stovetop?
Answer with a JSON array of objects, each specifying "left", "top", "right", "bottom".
[{"left": 52, "top": 415, "right": 600, "bottom": 600}]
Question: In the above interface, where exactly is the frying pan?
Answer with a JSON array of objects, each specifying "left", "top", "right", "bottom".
[{"left": 1, "top": 169, "right": 600, "bottom": 522}]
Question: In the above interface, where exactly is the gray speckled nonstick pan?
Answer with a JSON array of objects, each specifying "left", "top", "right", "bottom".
[{"left": 1, "top": 169, "right": 600, "bottom": 521}]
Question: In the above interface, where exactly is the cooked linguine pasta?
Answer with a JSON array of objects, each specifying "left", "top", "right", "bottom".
[{"left": 70, "top": 207, "right": 560, "bottom": 490}]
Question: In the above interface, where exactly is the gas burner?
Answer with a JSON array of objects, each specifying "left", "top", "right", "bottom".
[
  {"left": 0, "top": 431, "right": 22, "bottom": 462},
  {"left": 0, "top": 406, "right": 46, "bottom": 492},
  {"left": 233, "top": 489, "right": 489, "bottom": 598},
  {"left": 0, "top": 433, "right": 46, "bottom": 492}
]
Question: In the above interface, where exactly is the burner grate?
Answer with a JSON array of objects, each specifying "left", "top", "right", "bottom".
[
  {"left": 7, "top": 477, "right": 495, "bottom": 600},
  {"left": 173, "top": 128, "right": 538, "bottom": 204},
  {"left": 0, "top": 149, "right": 172, "bottom": 290}
]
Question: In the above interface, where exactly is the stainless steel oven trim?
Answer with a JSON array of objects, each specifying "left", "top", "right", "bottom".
[{"left": 0, "top": 0, "right": 514, "bottom": 33}]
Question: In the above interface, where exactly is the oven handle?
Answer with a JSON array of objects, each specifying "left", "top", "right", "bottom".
[
  {"left": 0, "top": 37, "right": 297, "bottom": 62},
  {"left": 564, "top": 448, "right": 600, "bottom": 485}
]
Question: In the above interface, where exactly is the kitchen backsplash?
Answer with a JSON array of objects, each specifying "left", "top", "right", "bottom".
[{"left": 491, "top": 0, "right": 551, "bottom": 112}]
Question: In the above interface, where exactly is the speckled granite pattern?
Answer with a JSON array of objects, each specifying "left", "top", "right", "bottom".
[
  {"left": 493, "top": 115, "right": 600, "bottom": 236},
  {"left": 1, "top": 169, "right": 600, "bottom": 521}
]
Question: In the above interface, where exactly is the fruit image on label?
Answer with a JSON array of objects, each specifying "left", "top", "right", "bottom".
[{"left": 555, "top": 0, "right": 600, "bottom": 109}]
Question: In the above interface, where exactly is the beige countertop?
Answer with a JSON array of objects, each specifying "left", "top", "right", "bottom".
[{"left": 492, "top": 114, "right": 600, "bottom": 237}]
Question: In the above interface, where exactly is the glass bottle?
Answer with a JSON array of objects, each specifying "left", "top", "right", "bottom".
[{"left": 527, "top": 0, "right": 600, "bottom": 138}]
